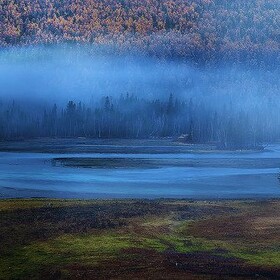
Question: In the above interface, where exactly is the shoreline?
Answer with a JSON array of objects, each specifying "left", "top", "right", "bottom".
[{"left": 2, "top": 186, "right": 280, "bottom": 201}]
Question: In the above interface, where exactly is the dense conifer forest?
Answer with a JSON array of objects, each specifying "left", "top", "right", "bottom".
[{"left": 0, "top": 94, "right": 279, "bottom": 149}]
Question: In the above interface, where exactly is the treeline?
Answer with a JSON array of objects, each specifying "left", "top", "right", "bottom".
[
  {"left": 0, "top": 0, "right": 279, "bottom": 60},
  {"left": 0, "top": 94, "right": 279, "bottom": 149}
]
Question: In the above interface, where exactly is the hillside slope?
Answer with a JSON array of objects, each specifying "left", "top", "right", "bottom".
[{"left": 0, "top": 0, "right": 279, "bottom": 59}]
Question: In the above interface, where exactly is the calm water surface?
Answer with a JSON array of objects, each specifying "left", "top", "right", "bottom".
[{"left": 1, "top": 140, "right": 280, "bottom": 198}]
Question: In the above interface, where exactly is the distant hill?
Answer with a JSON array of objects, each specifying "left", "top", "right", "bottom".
[{"left": 0, "top": 0, "right": 279, "bottom": 60}]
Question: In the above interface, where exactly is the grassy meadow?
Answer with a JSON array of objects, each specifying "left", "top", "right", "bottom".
[{"left": 0, "top": 199, "right": 280, "bottom": 279}]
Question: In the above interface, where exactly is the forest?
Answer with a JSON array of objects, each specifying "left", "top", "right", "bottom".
[
  {"left": 1, "top": 0, "right": 279, "bottom": 148},
  {"left": 0, "top": 94, "right": 279, "bottom": 149},
  {"left": 0, "top": 0, "right": 279, "bottom": 61}
]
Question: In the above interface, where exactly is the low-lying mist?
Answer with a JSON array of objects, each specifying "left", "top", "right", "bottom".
[
  {"left": 0, "top": 45, "right": 279, "bottom": 103},
  {"left": 0, "top": 45, "right": 279, "bottom": 147},
  {"left": 0, "top": 45, "right": 195, "bottom": 104}
]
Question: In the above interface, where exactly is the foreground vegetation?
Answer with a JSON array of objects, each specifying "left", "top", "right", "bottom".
[{"left": 1, "top": 199, "right": 280, "bottom": 279}]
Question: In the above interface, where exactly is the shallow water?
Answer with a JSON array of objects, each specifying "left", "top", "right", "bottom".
[{"left": 0, "top": 140, "right": 280, "bottom": 199}]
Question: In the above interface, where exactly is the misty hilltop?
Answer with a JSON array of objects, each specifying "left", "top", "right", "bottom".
[{"left": 0, "top": 0, "right": 279, "bottom": 61}]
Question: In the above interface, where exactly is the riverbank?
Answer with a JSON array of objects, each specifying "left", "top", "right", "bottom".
[{"left": 1, "top": 198, "right": 280, "bottom": 279}]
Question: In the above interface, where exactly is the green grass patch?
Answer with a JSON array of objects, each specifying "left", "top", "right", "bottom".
[
  {"left": 0, "top": 232, "right": 171, "bottom": 279},
  {"left": 2, "top": 228, "right": 230, "bottom": 279},
  {"left": 228, "top": 249, "right": 280, "bottom": 267},
  {"left": 159, "top": 234, "right": 221, "bottom": 253},
  {"left": 0, "top": 233, "right": 129, "bottom": 279},
  {"left": 176, "top": 220, "right": 280, "bottom": 267},
  {"left": 0, "top": 198, "right": 134, "bottom": 211}
]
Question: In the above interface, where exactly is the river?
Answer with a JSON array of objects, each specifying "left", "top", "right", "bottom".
[{"left": 0, "top": 139, "right": 280, "bottom": 199}]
